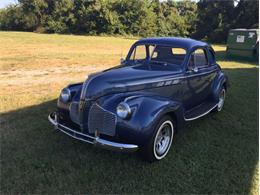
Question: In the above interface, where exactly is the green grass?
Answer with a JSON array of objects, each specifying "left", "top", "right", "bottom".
[{"left": 0, "top": 31, "right": 258, "bottom": 194}]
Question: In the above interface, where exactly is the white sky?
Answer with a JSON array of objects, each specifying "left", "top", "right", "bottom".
[{"left": 0, "top": 0, "right": 18, "bottom": 8}]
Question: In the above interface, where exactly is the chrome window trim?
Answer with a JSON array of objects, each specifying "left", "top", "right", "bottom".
[{"left": 127, "top": 43, "right": 188, "bottom": 67}]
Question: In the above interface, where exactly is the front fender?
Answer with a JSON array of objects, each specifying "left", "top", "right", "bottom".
[
  {"left": 97, "top": 94, "right": 184, "bottom": 146},
  {"left": 57, "top": 83, "right": 83, "bottom": 110}
]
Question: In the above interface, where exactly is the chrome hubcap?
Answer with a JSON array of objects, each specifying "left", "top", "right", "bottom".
[
  {"left": 154, "top": 121, "right": 173, "bottom": 159},
  {"left": 218, "top": 89, "right": 225, "bottom": 111}
]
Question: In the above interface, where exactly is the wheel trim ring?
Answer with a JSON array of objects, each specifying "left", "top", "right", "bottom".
[
  {"left": 153, "top": 120, "right": 174, "bottom": 160},
  {"left": 218, "top": 88, "right": 226, "bottom": 111},
  {"left": 155, "top": 127, "right": 171, "bottom": 155}
]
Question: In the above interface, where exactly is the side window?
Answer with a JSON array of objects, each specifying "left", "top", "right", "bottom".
[
  {"left": 130, "top": 45, "right": 147, "bottom": 60},
  {"left": 194, "top": 48, "right": 208, "bottom": 67}
]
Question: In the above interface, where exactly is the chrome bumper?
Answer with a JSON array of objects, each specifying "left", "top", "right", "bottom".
[{"left": 48, "top": 112, "right": 138, "bottom": 152}]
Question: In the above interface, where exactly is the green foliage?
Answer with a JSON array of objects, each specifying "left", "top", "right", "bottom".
[
  {"left": 0, "top": 5, "right": 29, "bottom": 31},
  {"left": 44, "top": 0, "right": 75, "bottom": 33},
  {"left": 113, "top": 0, "right": 157, "bottom": 36},
  {"left": 194, "top": 0, "right": 259, "bottom": 43},
  {"left": 0, "top": 0, "right": 258, "bottom": 42}
]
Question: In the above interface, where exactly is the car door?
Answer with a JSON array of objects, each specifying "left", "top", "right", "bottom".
[{"left": 183, "top": 47, "right": 217, "bottom": 110}]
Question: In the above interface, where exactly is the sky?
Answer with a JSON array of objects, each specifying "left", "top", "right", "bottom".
[{"left": 0, "top": 0, "right": 18, "bottom": 8}]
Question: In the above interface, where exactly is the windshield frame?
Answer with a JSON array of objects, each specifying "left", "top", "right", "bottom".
[{"left": 125, "top": 43, "right": 188, "bottom": 67}]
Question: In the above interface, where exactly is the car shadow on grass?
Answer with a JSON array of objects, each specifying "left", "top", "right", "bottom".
[{"left": 1, "top": 67, "right": 258, "bottom": 194}]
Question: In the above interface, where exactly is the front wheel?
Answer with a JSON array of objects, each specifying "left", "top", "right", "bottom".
[{"left": 141, "top": 116, "right": 175, "bottom": 162}]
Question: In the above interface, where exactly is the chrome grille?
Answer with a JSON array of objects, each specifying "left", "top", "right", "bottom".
[{"left": 88, "top": 104, "right": 116, "bottom": 136}]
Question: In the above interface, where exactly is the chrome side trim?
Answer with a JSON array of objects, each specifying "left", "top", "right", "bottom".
[
  {"left": 114, "top": 69, "right": 216, "bottom": 88},
  {"left": 184, "top": 103, "right": 218, "bottom": 121},
  {"left": 124, "top": 95, "right": 142, "bottom": 102}
]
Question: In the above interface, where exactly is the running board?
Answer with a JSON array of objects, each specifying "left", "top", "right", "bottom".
[{"left": 184, "top": 101, "right": 218, "bottom": 121}]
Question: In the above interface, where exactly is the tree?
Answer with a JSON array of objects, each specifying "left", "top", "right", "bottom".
[
  {"left": 113, "top": 0, "right": 157, "bottom": 36},
  {"left": 193, "top": 0, "right": 235, "bottom": 43},
  {"left": 175, "top": 0, "right": 197, "bottom": 35},
  {"left": 0, "top": 0, "right": 258, "bottom": 43},
  {"left": 193, "top": 0, "right": 259, "bottom": 43},
  {"left": 18, "top": 0, "right": 48, "bottom": 31},
  {"left": 233, "top": 0, "right": 259, "bottom": 29},
  {"left": 44, "top": 0, "right": 75, "bottom": 33}
]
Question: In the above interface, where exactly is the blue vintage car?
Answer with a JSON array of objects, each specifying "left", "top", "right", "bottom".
[{"left": 48, "top": 37, "right": 229, "bottom": 161}]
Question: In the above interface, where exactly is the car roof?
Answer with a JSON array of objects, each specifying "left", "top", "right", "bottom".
[{"left": 135, "top": 37, "right": 208, "bottom": 50}]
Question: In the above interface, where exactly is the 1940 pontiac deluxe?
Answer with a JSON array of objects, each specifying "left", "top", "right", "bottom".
[{"left": 48, "top": 37, "right": 229, "bottom": 161}]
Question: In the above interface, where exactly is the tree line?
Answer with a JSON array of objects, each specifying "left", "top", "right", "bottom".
[{"left": 0, "top": 0, "right": 258, "bottom": 43}]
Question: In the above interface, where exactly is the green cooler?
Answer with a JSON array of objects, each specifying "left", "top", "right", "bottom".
[{"left": 226, "top": 29, "right": 259, "bottom": 60}]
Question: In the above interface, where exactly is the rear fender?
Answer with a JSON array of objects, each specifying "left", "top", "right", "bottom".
[{"left": 211, "top": 70, "right": 229, "bottom": 101}]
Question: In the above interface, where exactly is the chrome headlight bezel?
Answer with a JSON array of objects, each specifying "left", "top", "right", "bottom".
[
  {"left": 60, "top": 88, "right": 71, "bottom": 102},
  {"left": 116, "top": 102, "right": 131, "bottom": 119}
]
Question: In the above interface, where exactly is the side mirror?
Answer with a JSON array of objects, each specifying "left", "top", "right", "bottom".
[{"left": 120, "top": 58, "right": 125, "bottom": 65}]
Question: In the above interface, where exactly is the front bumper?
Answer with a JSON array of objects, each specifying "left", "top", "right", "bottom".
[{"left": 48, "top": 112, "right": 138, "bottom": 152}]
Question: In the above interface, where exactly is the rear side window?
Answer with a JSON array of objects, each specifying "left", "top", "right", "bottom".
[{"left": 194, "top": 48, "right": 208, "bottom": 67}]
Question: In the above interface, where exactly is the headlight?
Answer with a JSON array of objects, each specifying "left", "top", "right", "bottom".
[
  {"left": 60, "top": 88, "right": 71, "bottom": 102},
  {"left": 116, "top": 102, "right": 131, "bottom": 119}
]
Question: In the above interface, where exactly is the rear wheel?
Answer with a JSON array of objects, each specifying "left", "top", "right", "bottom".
[
  {"left": 142, "top": 116, "right": 174, "bottom": 162},
  {"left": 214, "top": 87, "right": 226, "bottom": 112}
]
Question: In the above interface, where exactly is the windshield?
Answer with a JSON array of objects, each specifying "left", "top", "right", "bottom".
[{"left": 128, "top": 44, "right": 187, "bottom": 66}]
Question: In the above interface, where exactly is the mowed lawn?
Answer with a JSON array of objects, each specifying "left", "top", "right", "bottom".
[{"left": 0, "top": 32, "right": 258, "bottom": 194}]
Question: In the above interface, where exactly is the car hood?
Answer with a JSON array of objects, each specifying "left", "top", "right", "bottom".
[{"left": 81, "top": 63, "right": 183, "bottom": 99}]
